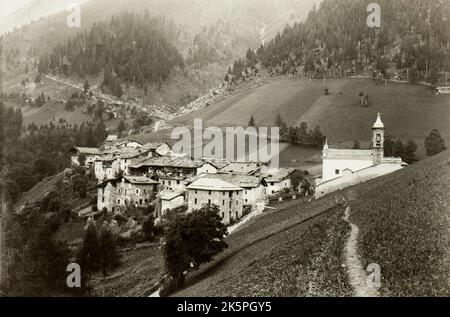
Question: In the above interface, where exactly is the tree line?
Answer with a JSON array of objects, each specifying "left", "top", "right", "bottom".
[{"left": 275, "top": 114, "right": 326, "bottom": 148}]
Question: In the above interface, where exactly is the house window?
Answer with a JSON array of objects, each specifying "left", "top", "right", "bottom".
[
  {"left": 118, "top": 199, "right": 121, "bottom": 204},
  {"left": 236, "top": 201, "right": 238, "bottom": 205},
  {"left": 335, "top": 169, "right": 340, "bottom": 175},
  {"left": 245, "top": 199, "right": 248, "bottom": 203},
  {"left": 208, "top": 199, "right": 211, "bottom": 205},
  {"left": 194, "top": 198, "right": 197, "bottom": 204},
  {"left": 271, "top": 182, "right": 274, "bottom": 186},
  {"left": 245, "top": 191, "right": 247, "bottom": 194},
  {"left": 221, "top": 212, "right": 224, "bottom": 219},
  {"left": 139, "top": 199, "right": 143, "bottom": 205},
  {"left": 136, "top": 189, "right": 139, "bottom": 194},
  {"left": 168, "top": 181, "right": 171, "bottom": 185},
  {"left": 195, "top": 190, "right": 198, "bottom": 194},
  {"left": 102, "top": 198, "right": 105, "bottom": 203},
  {"left": 222, "top": 200, "right": 225, "bottom": 206},
  {"left": 177, "top": 180, "right": 180, "bottom": 185},
  {"left": 209, "top": 191, "right": 211, "bottom": 195}
]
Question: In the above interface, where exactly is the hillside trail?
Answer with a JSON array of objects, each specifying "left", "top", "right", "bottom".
[{"left": 342, "top": 202, "right": 379, "bottom": 297}]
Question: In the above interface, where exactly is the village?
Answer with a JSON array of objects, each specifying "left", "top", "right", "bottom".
[
  {"left": 70, "top": 134, "right": 314, "bottom": 228},
  {"left": 69, "top": 113, "right": 406, "bottom": 231}
]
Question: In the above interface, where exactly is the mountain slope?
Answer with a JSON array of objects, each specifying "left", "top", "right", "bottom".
[
  {"left": 228, "top": 0, "right": 450, "bottom": 84},
  {"left": 172, "top": 77, "right": 450, "bottom": 158},
  {"left": 2, "top": 0, "right": 321, "bottom": 60},
  {"left": 174, "top": 150, "right": 450, "bottom": 297}
]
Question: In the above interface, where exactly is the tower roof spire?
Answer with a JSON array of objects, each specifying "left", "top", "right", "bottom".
[{"left": 373, "top": 113, "right": 384, "bottom": 129}]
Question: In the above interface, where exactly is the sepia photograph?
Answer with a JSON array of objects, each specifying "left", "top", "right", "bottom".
[{"left": 0, "top": 0, "right": 449, "bottom": 304}]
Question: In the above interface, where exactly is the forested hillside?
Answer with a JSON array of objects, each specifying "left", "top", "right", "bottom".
[
  {"left": 37, "top": 13, "right": 184, "bottom": 97},
  {"left": 0, "top": 101, "right": 106, "bottom": 203},
  {"left": 229, "top": 0, "right": 450, "bottom": 82}
]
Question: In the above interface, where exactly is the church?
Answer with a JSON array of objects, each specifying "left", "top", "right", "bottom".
[{"left": 315, "top": 113, "right": 406, "bottom": 199}]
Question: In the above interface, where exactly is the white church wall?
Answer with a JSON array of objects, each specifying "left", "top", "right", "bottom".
[
  {"left": 322, "top": 158, "right": 374, "bottom": 183},
  {"left": 315, "top": 162, "right": 403, "bottom": 199}
]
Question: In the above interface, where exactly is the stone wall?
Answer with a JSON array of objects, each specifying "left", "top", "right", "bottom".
[{"left": 315, "top": 162, "right": 403, "bottom": 199}]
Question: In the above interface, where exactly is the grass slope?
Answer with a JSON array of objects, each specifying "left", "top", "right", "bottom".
[
  {"left": 90, "top": 245, "right": 165, "bottom": 297},
  {"left": 178, "top": 207, "right": 351, "bottom": 297},
  {"left": 174, "top": 151, "right": 449, "bottom": 297},
  {"left": 350, "top": 150, "right": 450, "bottom": 296},
  {"left": 173, "top": 78, "right": 450, "bottom": 159}
]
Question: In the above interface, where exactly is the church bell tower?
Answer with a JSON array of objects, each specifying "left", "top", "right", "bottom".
[{"left": 372, "top": 113, "right": 384, "bottom": 165}]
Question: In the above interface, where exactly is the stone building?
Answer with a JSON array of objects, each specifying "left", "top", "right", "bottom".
[
  {"left": 97, "top": 176, "right": 159, "bottom": 212},
  {"left": 94, "top": 155, "right": 121, "bottom": 181},
  {"left": 70, "top": 147, "right": 102, "bottom": 167},
  {"left": 261, "top": 168, "right": 295, "bottom": 196},
  {"left": 129, "top": 155, "right": 216, "bottom": 193},
  {"left": 186, "top": 177, "right": 244, "bottom": 225},
  {"left": 159, "top": 190, "right": 185, "bottom": 215},
  {"left": 187, "top": 173, "right": 267, "bottom": 206}
]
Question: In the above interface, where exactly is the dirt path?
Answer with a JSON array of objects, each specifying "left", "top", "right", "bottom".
[{"left": 343, "top": 205, "right": 379, "bottom": 297}]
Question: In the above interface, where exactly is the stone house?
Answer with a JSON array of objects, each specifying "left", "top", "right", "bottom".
[
  {"left": 129, "top": 156, "right": 212, "bottom": 192},
  {"left": 188, "top": 173, "right": 267, "bottom": 206},
  {"left": 71, "top": 147, "right": 102, "bottom": 167},
  {"left": 93, "top": 142, "right": 170, "bottom": 181},
  {"left": 261, "top": 168, "right": 295, "bottom": 196},
  {"left": 186, "top": 177, "right": 244, "bottom": 225},
  {"left": 94, "top": 155, "right": 121, "bottom": 181},
  {"left": 159, "top": 190, "right": 185, "bottom": 216},
  {"left": 97, "top": 176, "right": 159, "bottom": 212}
]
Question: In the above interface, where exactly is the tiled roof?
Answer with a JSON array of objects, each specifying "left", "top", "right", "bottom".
[
  {"left": 123, "top": 176, "right": 159, "bottom": 185},
  {"left": 324, "top": 148, "right": 373, "bottom": 160},
  {"left": 159, "top": 190, "right": 184, "bottom": 200},
  {"left": 219, "top": 162, "right": 262, "bottom": 175},
  {"left": 120, "top": 148, "right": 151, "bottom": 159},
  {"left": 142, "top": 142, "right": 166, "bottom": 150},
  {"left": 189, "top": 173, "right": 263, "bottom": 188},
  {"left": 187, "top": 178, "right": 243, "bottom": 191},
  {"left": 261, "top": 168, "right": 296, "bottom": 183},
  {"left": 202, "top": 158, "right": 230, "bottom": 169},
  {"left": 75, "top": 147, "right": 102, "bottom": 155},
  {"left": 130, "top": 155, "right": 204, "bottom": 169},
  {"left": 96, "top": 155, "right": 115, "bottom": 162}
]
